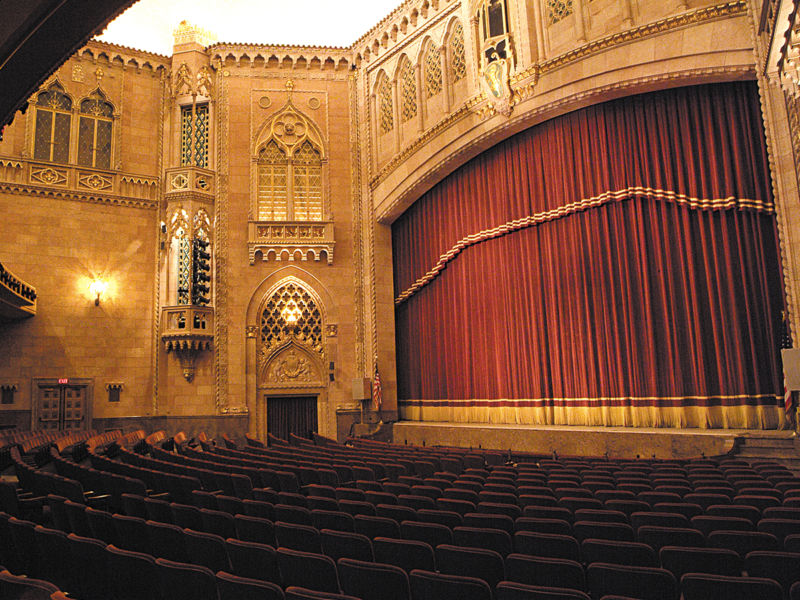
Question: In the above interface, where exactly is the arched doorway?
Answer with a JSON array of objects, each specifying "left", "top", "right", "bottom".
[{"left": 253, "top": 277, "right": 330, "bottom": 440}]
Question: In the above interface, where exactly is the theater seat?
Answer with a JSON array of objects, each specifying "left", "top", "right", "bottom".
[
  {"left": 337, "top": 557, "right": 411, "bottom": 600},
  {"left": 409, "top": 569, "right": 492, "bottom": 600},
  {"left": 216, "top": 571, "right": 285, "bottom": 600},
  {"left": 495, "top": 581, "right": 591, "bottom": 600},
  {"left": 680, "top": 573, "right": 782, "bottom": 600}
]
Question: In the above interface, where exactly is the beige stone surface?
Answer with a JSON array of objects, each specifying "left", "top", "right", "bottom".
[{"left": 0, "top": 0, "right": 795, "bottom": 439}]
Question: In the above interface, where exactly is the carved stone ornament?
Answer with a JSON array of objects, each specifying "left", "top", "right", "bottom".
[
  {"left": 260, "top": 344, "right": 323, "bottom": 387},
  {"left": 174, "top": 63, "right": 193, "bottom": 97},
  {"left": 196, "top": 66, "right": 214, "bottom": 98},
  {"left": 480, "top": 54, "right": 514, "bottom": 117},
  {"left": 272, "top": 349, "right": 311, "bottom": 382}
]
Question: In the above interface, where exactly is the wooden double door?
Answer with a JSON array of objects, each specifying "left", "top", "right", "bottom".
[
  {"left": 35, "top": 381, "right": 89, "bottom": 431},
  {"left": 266, "top": 395, "right": 318, "bottom": 442}
]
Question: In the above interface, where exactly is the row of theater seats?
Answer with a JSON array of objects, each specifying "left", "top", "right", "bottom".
[
  {"left": 3, "top": 484, "right": 800, "bottom": 600},
  {"left": 4, "top": 429, "right": 800, "bottom": 599}
]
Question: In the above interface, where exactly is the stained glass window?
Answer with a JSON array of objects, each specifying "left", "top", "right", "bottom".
[
  {"left": 378, "top": 78, "right": 394, "bottom": 134},
  {"left": 258, "top": 139, "right": 323, "bottom": 221},
  {"left": 77, "top": 91, "right": 113, "bottom": 169},
  {"left": 194, "top": 103, "right": 209, "bottom": 168},
  {"left": 425, "top": 47, "right": 443, "bottom": 98},
  {"left": 180, "top": 103, "right": 209, "bottom": 167},
  {"left": 400, "top": 60, "right": 417, "bottom": 122},
  {"left": 451, "top": 22, "right": 467, "bottom": 82},
  {"left": 33, "top": 83, "right": 72, "bottom": 163}
]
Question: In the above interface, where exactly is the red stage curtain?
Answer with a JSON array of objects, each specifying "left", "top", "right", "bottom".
[{"left": 392, "top": 82, "right": 785, "bottom": 428}]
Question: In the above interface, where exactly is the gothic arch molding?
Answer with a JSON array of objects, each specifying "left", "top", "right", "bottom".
[{"left": 245, "top": 267, "right": 339, "bottom": 440}]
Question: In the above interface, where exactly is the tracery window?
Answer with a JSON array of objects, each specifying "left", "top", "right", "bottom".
[
  {"left": 378, "top": 78, "right": 394, "bottom": 134},
  {"left": 77, "top": 91, "right": 113, "bottom": 169},
  {"left": 400, "top": 60, "right": 417, "bottom": 122},
  {"left": 180, "top": 102, "right": 209, "bottom": 167},
  {"left": 547, "top": 0, "right": 574, "bottom": 24},
  {"left": 424, "top": 46, "right": 443, "bottom": 98},
  {"left": 33, "top": 83, "right": 72, "bottom": 164},
  {"left": 257, "top": 139, "right": 323, "bottom": 221},
  {"left": 451, "top": 22, "right": 467, "bottom": 82},
  {"left": 261, "top": 282, "right": 324, "bottom": 356}
]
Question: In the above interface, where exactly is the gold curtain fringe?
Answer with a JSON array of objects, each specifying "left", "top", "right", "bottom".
[{"left": 399, "top": 401, "right": 788, "bottom": 430}]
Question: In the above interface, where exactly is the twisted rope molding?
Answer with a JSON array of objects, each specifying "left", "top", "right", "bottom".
[{"left": 394, "top": 187, "right": 774, "bottom": 304}]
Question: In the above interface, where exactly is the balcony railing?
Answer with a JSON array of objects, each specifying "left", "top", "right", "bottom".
[
  {"left": 164, "top": 166, "right": 215, "bottom": 200},
  {"left": 161, "top": 305, "right": 214, "bottom": 351},
  {"left": 0, "top": 158, "right": 159, "bottom": 204},
  {"left": 247, "top": 220, "right": 335, "bottom": 265},
  {"left": 0, "top": 261, "right": 36, "bottom": 321}
]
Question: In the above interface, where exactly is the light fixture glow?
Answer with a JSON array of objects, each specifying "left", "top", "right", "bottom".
[
  {"left": 89, "top": 279, "right": 108, "bottom": 306},
  {"left": 281, "top": 301, "right": 302, "bottom": 326}
]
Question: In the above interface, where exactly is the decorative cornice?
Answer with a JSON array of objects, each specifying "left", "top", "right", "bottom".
[
  {"left": 369, "top": 95, "right": 482, "bottom": 187},
  {"left": 395, "top": 187, "right": 773, "bottom": 304},
  {"left": 377, "top": 64, "right": 755, "bottom": 223},
  {"left": 535, "top": 1, "right": 748, "bottom": 76},
  {"left": 369, "top": 1, "right": 748, "bottom": 192},
  {"left": 0, "top": 181, "right": 158, "bottom": 210}
]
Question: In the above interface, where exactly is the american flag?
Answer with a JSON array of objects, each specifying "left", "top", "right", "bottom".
[
  {"left": 372, "top": 362, "right": 383, "bottom": 412},
  {"left": 781, "top": 312, "right": 795, "bottom": 414}
]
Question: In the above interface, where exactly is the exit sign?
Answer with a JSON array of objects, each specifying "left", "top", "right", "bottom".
[{"left": 58, "top": 378, "right": 69, "bottom": 384}]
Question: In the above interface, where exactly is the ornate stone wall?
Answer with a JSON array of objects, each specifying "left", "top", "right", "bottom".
[{"left": 0, "top": 0, "right": 794, "bottom": 436}]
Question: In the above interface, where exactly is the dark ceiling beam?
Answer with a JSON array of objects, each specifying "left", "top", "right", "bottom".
[{"left": 0, "top": 0, "right": 137, "bottom": 132}]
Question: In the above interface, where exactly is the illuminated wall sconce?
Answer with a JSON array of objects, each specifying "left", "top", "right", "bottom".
[{"left": 89, "top": 279, "right": 108, "bottom": 306}]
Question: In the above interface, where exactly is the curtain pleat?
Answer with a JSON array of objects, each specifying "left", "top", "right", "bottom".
[{"left": 392, "top": 82, "right": 786, "bottom": 429}]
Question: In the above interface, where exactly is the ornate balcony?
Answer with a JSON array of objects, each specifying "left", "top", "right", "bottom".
[
  {"left": 0, "top": 261, "right": 36, "bottom": 322},
  {"left": 247, "top": 220, "right": 335, "bottom": 265},
  {"left": 0, "top": 158, "right": 158, "bottom": 207},
  {"left": 160, "top": 305, "right": 214, "bottom": 381},
  {"left": 164, "top": 166, "right": 215, "bottom": 202}
]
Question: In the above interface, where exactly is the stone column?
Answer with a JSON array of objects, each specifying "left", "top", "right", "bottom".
[
  {"left": 440, "top": 45, "right": 451, "bottom": 114},
  {"left": 415, "top": 62, "right": 425, "bottom": 133},
  {"left": 573, "top": 0, "right": 586, "bottom": 43},
  {"left": 392, "top": 78, "right": 401, "bottom": 154}
]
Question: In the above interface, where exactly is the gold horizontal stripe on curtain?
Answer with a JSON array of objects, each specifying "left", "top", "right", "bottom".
[{"left": 395, "top": 187, "right": 773, "bottom": 305}]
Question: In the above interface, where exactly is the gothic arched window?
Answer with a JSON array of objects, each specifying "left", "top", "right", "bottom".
[
  {"left": 450, "top": 22, "right": 467, "bottom": 83},
  {"left": 78, "top": 90, "right": 114, "bottom": 169},
  {"left": 378, "top": 77, "right": 394, "bottom": 134},
  {"left": 33, "top": 82, "right": 72, "bottom": 164},
  {"left": 261, "top": 281, "right": 324, "bottom": 356},
  {"left": 400, "top": 59, "right": 417, "bottom": 122},
  {"left": 424, "top": 46, "right": 443, "bottom": 98},
  {"left": 257, "top": 137, "right": 323, "bottom": 222}
]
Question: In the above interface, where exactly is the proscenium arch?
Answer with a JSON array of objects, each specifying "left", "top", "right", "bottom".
[
  {"left": 374, "top": 72, "right": 747, "bottom": 226},
  {"left": 244, "top": 267, "right": 339, "bottom": 439}
]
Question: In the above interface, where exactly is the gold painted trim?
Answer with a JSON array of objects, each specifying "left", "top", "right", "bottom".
[
  {"left": 370, "top": 94, "right": 483, "bottom": 188},
  {"left": 369, "top": 1, "right": 748, "bottom": 190},
  {"left": 516, "top": 1, "right": 749, "bottom": 82},
  {"left": 400, "top": 393, "right": 781, "bottom": 404},
  {"left": 395, "top": 187, "right": 774, "bottom": 304}
]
